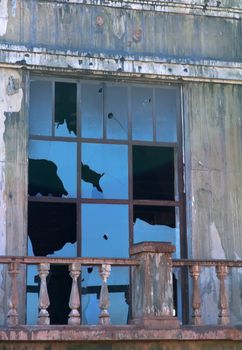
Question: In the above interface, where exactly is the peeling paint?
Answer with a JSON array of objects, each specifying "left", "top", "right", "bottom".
[
  {"left": 0, "top": 68, "right": 23, "bottom": 254},
  {"left": 0, "top": 0, "right": 8, "bottom": 37},
  {"left": 0, "top": 68, "right": 23, "bottom": 324}
]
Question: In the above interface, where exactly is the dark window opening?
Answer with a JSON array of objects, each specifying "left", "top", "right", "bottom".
[
  {"left": 28, "top": 202, "right": 76, "bottom": 256},
  {"left": 55, "top": 82, "right": 77, "bottom": 136},
  {"left": 28, "top": 159, "right": 68, "bottom": 197},
  {"left": 134, "top": 205, "right": 175, "bottom": 228},
  {"left": 133, "top": 146, "right": 175, "bottom": 200}
]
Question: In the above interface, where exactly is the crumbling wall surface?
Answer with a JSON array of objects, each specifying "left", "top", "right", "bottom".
[
  {"left": 0, "top": 0, "right": 242, "bottom": 63},
  {"left": 184, "top": 83, "right": 242, "bottom": 325},
  {"left": 0, "top": 68, "right": 27, "bottom": 325}
]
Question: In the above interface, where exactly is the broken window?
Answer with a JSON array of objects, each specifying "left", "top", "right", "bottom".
[
  {"left": 28, "top": 78, "right": 184, "bottom": 324},
  {"left": 55, "top": 82, "right": 77, "bottom": 137}
]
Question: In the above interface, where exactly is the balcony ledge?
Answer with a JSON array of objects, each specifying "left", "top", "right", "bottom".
[{"left": 0, "top": 325, "right": 242, "bottom": 342}]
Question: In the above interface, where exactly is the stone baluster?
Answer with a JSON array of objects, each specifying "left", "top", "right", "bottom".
[
  {"left": 38, "top": 263, "right": 50, "bottom": 325},
  {"left": 7, "top": 262, "right": 20, "bottom": 326},
  {"left": 216, "top": 265, "right": 230, "bottom": 325},
  {"left": 189, "top": 264, "right": 202, "bottom": 325},
  {"left": 130, "top": 242, "right": 180, "bottom": 329},
  {"left": 98, "top": 264, "right": 111, "bottom": 325},
  {"left": 68, "top": 262, "right": 81, "bottom": 325}
]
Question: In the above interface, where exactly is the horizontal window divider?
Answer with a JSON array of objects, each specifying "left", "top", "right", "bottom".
[
  {"left": 133, "top": 200, "right": 180, "bottom": 206},
  {"left": 29, "top": 135, "right": 77, "bottom": 142},
  {"left": 78, "top": 198, "right": 130, "bottom": 205},
  {"left": 131, "top": 141, "right": 178, "bottom": 147},
  {"left": 28, "top": 196, "right": 76, "bottom": 203},
  {"left": 29, "top": 136, "right": 178, "bottom": 147}
]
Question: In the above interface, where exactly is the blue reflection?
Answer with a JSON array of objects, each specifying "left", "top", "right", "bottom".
[
  {"left": 29, "top": 81, "right": 52, "bottom": 136},
  {"left": 82, "top": 204, "right": 129, "bottom": 257},
  {"left": 132, "top": 87, "right": 153, "bottom": 141},
  {"left": 156, "top": 87, "right": 178, "bottom": 142},
  {"left": 81, "top": 143, "right": 128, "bottom": 199}
]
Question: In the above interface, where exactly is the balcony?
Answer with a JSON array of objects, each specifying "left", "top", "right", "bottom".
[{"left": 0, "top": 242, "right": 242, "bottom": 346}]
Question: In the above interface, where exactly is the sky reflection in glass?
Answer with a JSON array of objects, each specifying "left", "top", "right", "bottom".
[
  {"left": 81, "top": 143, "right": 128, "bottom": 199},
  {"left": 132, "top": 87, "right": 153, "bottom": 141},
  {"left": 29, "top": 81, "right": 52, "bottom": 136},
  {"left": 82, "top": 204, "right": 129, "bottom": 258}
]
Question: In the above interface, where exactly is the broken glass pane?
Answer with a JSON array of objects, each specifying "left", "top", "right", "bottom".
[
  {"left": 29, "top": 80, "right": 52, "bottom": 136},
  {"left": 81, "top": 83, "right": 103, "bottom": 139},
  {"left": 133, "top": 145, "right": 174, "bottom": 200},
  {"left": 81, "top": 143, "right": 128, "bottom": 199},
  {"left": 81, "top": 204, "right": 129, "bottom": 257},
  {"left": 105, "top": 85, "right": 128, "bottom": 140},
  {"left": 133, "top": 205, "right": 180, "bottom": 256},
  {"left": 28, "top": 202, "right": 76, "bottom": 256},
  {"left": 132, "top": 86, "right": 153, "bottom": 141},
  {"left": 55, "top": 82, "right": 77, "bottom": 137},
  {"left": 29, "top": 140, "right": 76, "bottom": 198},
  {"left": 156, "top": 87, "right": 178, "bottom": 142}
]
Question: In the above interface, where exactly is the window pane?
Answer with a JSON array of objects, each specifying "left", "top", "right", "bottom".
[
  {"left": 82, "top": 204, "right": 129, "bottom": 257},
  {"left": 132, "top": 87, "right": 153, "bottom": 141},
  {"left": 29, "top": 81, "right": 52, "bottom": 136},
  {"left": 81, "top": 143, "right": 128, "bottom": 199},
  {"left": 55, "top": 82, "right": 77, "bottom": 137},
  {"left": 82, "top": 266, "right": 129, "bottom": 325},
  {"left": 133, "top": 205, "right": 180, "bottom": 256},
  {"left": 28, "top": 202, "right": 76, "bottom": 256},
  {"left": 133, "top": 146, "right": 175, "bottom": 200},
  {"left": 81, "top": 83, "right": 103, "bottom": 138},
  {"left": 156, "top": 87, "right": 178, "bottom": 142},
  {"left": 105, "top": 85, "right": 128, "bottom": 140},
  {"left": 29, "top": 140, "right": 77, "bottom": 198}
]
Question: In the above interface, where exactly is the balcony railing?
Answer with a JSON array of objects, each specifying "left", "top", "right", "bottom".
[{"left": 1, "top": 242, "right": 242, "bottom": 328}]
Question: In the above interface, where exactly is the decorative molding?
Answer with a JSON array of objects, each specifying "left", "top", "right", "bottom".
[{"left": 1, "top": 44, "right": 242, "bottom": 84}]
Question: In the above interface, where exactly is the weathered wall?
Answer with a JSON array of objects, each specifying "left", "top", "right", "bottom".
[
  {"left": 0, "top": 0, "right": 242, "bottom": 329},
  {"left": 0, "top": 0, "right": 242, "bottom": 63},
  {"left": 0, "top": 68, "right": 28, "bottom": 325},
  {"left": 184, "top": 83, "right": 242, "bottom": 324}
]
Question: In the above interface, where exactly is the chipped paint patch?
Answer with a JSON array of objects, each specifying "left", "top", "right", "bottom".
[
  {"left": 199, "top": 222, "right": 226, "bottom": 324},
  {"left": 0, "top": 0, "right": 9, "bottom": 37},
  {"left": 210, "top": 222, "right": 226, "bottom": 259}
]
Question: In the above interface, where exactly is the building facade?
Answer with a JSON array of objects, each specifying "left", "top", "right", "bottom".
[{"left": 0, "top": 0, "right": 242, "bottom": 349}]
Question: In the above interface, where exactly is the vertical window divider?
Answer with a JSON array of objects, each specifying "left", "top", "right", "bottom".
[
  {"left": 127, "top": 85, "right": 133, "bottom": 247},
  {"left": 102, "top": 83, "right": 106, "bottom": 140},
  {"left": 52, "top": 81, "right": 55, "bottom": 137},
  {"left": 77, "top": 82, "right": 82, "bottom": 258},
  {"left": 152, "top": 87, "right": 156, "bottom": 142}
]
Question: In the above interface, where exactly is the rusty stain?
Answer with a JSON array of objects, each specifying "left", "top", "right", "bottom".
[
  {"left": 132, "top": 28, "right": 142, "bottom": 42},
  {"left": 96, "top": 15, "right": 104, "bottom": 27}
]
